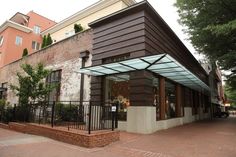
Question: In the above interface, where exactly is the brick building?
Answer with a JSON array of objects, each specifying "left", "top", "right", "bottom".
[
  {"left": 0, "top": 0, "right": 218, "bottom": 134},
  {"left": 0, "top": 11, "right": 56, "bottom": 67}
]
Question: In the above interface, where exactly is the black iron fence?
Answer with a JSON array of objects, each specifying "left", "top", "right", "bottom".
[{"left": 0, "top": 101, "right": 118, "bottom": 134}]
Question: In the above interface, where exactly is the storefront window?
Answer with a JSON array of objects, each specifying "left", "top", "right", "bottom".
[
  {"left": 152, "top": 77, "right": 160, "bottom": 120},
  {"left": 104, "top": 73, "right": 130, "bottom": 121},
  {"left": 165, "top": 81, "right": 176, "bottom": 119}
]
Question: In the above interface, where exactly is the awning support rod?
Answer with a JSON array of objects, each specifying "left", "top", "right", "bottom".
[{"left": 145, "top": 54, "right": 166, "bottom": 69}]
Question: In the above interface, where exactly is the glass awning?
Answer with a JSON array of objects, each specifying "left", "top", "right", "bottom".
[{"left": 79, "top": 54, "right": 210, "bottom": 92}]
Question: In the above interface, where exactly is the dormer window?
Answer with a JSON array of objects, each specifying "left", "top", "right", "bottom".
[
  {"left": 0, "top": 36, "right": 4, "bottom": 46},
  {"left": 33, "top": 25, "right": 41, "bottom": 34}
]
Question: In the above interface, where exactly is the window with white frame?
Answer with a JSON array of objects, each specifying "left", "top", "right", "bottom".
[
  {"left": 15, "top": 36, "right": 22, "bottom": 46},
  {"left": 65, "top": 30, "right": 75, "bottom": 38},
  {"left": 32, "top": 41, "right": 40, "bottom": 50},
  {"left": 0, "top": 36, "right": 4, "bottom": 46},
  {"left": 33, "top": 25, "right": 41, "bottom": 34}
]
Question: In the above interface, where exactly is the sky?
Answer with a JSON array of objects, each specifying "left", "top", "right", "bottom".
[{"left": 0, "top": 0, "right": 201, "bottom": 60}]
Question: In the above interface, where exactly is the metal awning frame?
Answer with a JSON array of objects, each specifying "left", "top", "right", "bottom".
[{"left": 79, "top": 54, "right": 210, "bottom": 92}]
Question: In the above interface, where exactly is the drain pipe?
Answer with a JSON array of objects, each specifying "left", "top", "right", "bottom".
[{"left": 79, "top": 50, "right": 90, "bottom": 121}]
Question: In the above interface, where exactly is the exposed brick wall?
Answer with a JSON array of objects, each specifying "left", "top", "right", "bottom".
[
  {"left": 8, "top": 122, "right": 27, "bottom": 133},
  {"left": 0, "top": 123, "right": 9, "bottom": 129},
  {"left": 0, "top": 30, "right": 93, "bottom": 104},
  {"left": 0, "top": 122, "right": 119, "bottom": 148}
]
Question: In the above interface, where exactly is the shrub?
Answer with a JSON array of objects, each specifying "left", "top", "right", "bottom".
[
  {"left": 55, "top": 103, "right": 78, "bottom": 122},
  {"left": 22, "top": 48, "right": 28, "bottom": 57},
  {"left": 74, "top": 24, "right": 83, "bottom": 33}
]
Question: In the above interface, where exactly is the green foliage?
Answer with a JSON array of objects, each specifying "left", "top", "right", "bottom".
[
  {"left": 0, "top": 106, "right": 14, "bottom": 123},
  {"left": 0, "top": 100, "right": 14, "bottom": 123},
  {"left": 41, "top": 35, "right": 47, "bottom": 48},
  {"left": 225, "top": 83, "right": 236, "bottom": 107},
  {"left": 175, "top": 0, "right": 236, "bottom": 90},
  {"left": 0, "top": 99, "right": 6, "bottom": 117},
  {"left": 41, "top": 34, "right": 53, "bottom": 49},
  {"left": 55, "top": 103, "right": 78, "bottom": 122},
  {"left": 10, "top": 63, "right": 57, "bottom": 106},
  {"left": 46, "top": 33, "right": 53, "bottom": 46},
  {"left": 74, "top": 24, "right": 83, "bottom": 33},
  {"left": 22, "top": 48, "right": 28, "bottom": 57}
]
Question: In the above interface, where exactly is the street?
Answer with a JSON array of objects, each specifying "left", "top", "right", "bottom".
[{"left": 0, "top": 117, "right": 235, "bottom": 157}]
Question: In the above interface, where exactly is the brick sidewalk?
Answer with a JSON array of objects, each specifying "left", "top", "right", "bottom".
[{"left": 0, "top": 117, "right": 235, "bottom": 157}]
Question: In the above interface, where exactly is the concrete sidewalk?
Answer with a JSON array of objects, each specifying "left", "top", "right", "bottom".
[{"left": 0, "top": 117, "right": 235, "bottom": 157}]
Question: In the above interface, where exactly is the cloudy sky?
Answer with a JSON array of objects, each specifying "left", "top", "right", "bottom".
[{"left": 0, "top": 0, "right": 201, "bottom": 60}]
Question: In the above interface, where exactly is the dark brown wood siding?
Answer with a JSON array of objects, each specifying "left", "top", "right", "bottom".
[
  {"left": 143, "top": 11, "right": 208, "bottom": 83},
  {"left": 92, "top": 11, "right": 147, "bottom": 65},
  {"left": 89, "top": 2, "right": 209, "bottom": 104}
]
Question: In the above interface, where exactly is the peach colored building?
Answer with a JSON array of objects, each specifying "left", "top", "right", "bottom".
[{"left": 0, "top": 11, "right": 56, "bottom": 67}]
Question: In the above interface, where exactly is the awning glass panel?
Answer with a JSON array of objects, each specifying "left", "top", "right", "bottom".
[
  {"left": 102, "top": 63, "right": 133, "bottom": 72},
  {"left": 78, "top": 54, "right": 209, "bottom": 91},
  {"left": 120, "top": 59, "right": 149, "bottom": 69}
]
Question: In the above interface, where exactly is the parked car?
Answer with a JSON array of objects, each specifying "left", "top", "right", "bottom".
[{"left": 214, "top": 109, "right": 229, "bottom": 118}]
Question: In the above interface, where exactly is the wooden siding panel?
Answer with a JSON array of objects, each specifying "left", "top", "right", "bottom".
[
  {"left": 93, "top": 11, "right": 145, "bottom": 34},
  {"left": 93, "top": 17, "right": 145, "bottom": 38},
  {"left": 93, "top": 30, "right": 145, "bottom": 49},
  {"left": 93, "top": 23, "right": 145, "bottom": 46},
  {"left": 92, "top": 43, "right": 145, "bottom": 60},
  {"left": 93, "top": 36, "right": 145, "bottom": 54}
]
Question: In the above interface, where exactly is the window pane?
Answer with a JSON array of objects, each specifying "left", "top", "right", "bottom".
[
  {"left": 15, "top": 36, "right": 22, "bottom": 45},
  {"left": 46, "top": 70, "right": 61, "bottom": 101},
  {"left": 165, "top": 81, "right": 176, "bottom": 119},
  {"left": 104, "top": 73, "right": 130, "bottom": 121},
  {"left": 33, "top": 26, "right": 41, "bottom": 34},
  {"left": 0, "top": 36, "right": 4, "bottom": 46},
  {"left": 152, "top": 76, "right": 160, "bottom": 120},
  {"left": 32, "top": 41, "right": 36, "bottom": 49},
  {"left": 36, "top": 42, "right": 40, "bottom": 50}
]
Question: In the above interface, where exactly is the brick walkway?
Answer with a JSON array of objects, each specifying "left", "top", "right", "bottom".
[{"left": 0, "top": 117, "right": 235, "bottom": 157}]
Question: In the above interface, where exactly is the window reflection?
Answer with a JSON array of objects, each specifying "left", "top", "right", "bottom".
[
  {"left": 152, "top": 77, "right": 160, "bottom": 120},
  {"left": 165, "top": 81, "right": 176, "bottom": 119},
  {"left": 104, "top": 74, "right": 130, "bottom": 121}
]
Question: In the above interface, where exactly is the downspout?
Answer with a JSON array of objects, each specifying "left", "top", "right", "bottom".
[{"left": 79, "top": 50, "right": 89, "bottom": 121}]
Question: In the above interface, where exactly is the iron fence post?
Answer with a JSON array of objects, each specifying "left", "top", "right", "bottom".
[
  {"left": 116, "top": 102, "right": 119, "bottom": 128},
  {"left": 88, "top": 102, "right": 92, "bottom": 134},
  {"left": 51, "top": 101, "right": 55, "bottom": 128},
  {"left": 13, "top": 104, "right": 16, "bottom": 122},
  {"left": 112, "top": 110, "right": 114, "bottom": 131}
]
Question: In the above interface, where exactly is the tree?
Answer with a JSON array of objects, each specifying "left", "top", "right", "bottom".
[
  {"left": 74, "top": 24, "right": 83, "bottom": 33},
  {"left": 175, "top": 0, "right": 236, "bottom": 91},
  {"left": 10, "top": 63, "right": 57, "bottom": 105},
  {"left": 41, "top": 34, "right": 53, "bottom": 49},
  {"left": 225, "top": 83, "right": 236, "bottom": 107},
  {"left": 46, "top": 33, "right": 53, "bottom": 46},
  {"left": 22, "top": 48, "right": 28, "bottom": 57},
  {"left": 41, "top": 35, "right": 47, "bottom": 48}
]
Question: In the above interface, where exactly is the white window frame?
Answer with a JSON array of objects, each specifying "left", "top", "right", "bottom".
[
  {"left": 15, "top": 36, "right": 22, "bottom": 46},
  {"left": 33, "top": 25, "right": 41, "bottom": 34},
  {"left": 32, "top": 41, "right": 40, "bottom": 50},
  {"left": 0, "top": 36, "right": 4, "bottom": 46},
  {"left": 65, "top": 30, "right": 75, "bottom": 38}
]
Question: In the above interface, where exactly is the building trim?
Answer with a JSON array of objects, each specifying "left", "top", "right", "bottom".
[
  {"left": 42, "top": 0, "right": 136, "bottom": 35},
  {"left": 0, "top": 20, "right": 32, "bottom": 33}
]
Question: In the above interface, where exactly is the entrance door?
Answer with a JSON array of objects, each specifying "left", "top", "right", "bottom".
[{"left": 104, "top": 73, "right": 130, "bottom": 122}]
